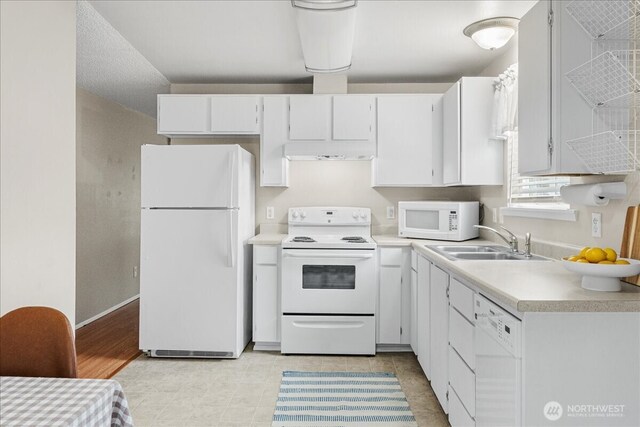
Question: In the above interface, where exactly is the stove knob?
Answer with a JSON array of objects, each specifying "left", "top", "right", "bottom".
[
  {"left": 300, "top": 211, "right": 306, "bottom": 219},
  {"left": 352, "top": 211, "right": 359, "bottom": 219},
  {"left": 360, "top": 212, "right": 367, "bottom": 219},
  {"left": 292, "top": 211, "right": 299, "bottom": 219}
]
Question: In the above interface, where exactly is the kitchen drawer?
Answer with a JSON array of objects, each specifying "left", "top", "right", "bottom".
[
  {"left": 449, "top": 346, "right": 476, "bottom": 418},
  {"left": 448, "top": 385, "right": 475, "bottom": 427},
  {"left": 379, "top": 248, "right": 403, "bottom": 266},
  {"left": 450, "top": 307, "right": 475, "bottom": 369},
  {"left": 411, "top": 250, "right": 417, "bottom": 271},
  {"left": 254, "top": 245, "right": 278, "bottom": 265},
  {"left": 450, "top": 278, "right": 474, "bottom": 323},
  {"left": 281, "top": 315, "right": 375, "bottom": 355}
]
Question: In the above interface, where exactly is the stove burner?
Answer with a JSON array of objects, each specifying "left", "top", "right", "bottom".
[
  {"left": 291, "top": 236, "right": 316, "bottom": 243},
  {"left": 342, "top": 236, "right": 368, "bottom": 244}
]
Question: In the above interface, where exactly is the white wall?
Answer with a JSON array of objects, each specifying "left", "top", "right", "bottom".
[
  {"left": 0, "top": 1, "right": 77, "bottom": 325},
  {"left": 76, "top": 88, "right": 167, "bottom": 325}
]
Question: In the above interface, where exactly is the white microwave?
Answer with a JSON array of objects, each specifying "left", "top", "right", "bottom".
[{"left": 398, "top": 201, "right": 480, "bottom": 241}]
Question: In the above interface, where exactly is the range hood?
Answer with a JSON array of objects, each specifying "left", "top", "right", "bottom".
[{"left": 284, "top": 141, "right": 375, "bottom": 160}]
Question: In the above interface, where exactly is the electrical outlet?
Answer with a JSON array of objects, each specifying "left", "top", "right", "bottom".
[
  {"left": 592, "top": 212, "right": 602, "bottom": 238},
  {"left": 492, "top": 207, "right": 498, "bottom": 223},
  {"left": 133, "top": 266, "right": 138, "bottom": 278},
  {"left": 266, "top": 206, "right": 275, "bottom": 220},
  {"left": 386, "top": 206, "right": 395, "bottom": 219}
]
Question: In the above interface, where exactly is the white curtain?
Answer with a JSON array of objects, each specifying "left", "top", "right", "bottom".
[{"left": 492, "top": 63, "right": 518, "bottom": 139}]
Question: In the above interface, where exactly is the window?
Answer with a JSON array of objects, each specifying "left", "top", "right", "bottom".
[{"left": 507, "top": 132, "right": 570, "bottom": 209}]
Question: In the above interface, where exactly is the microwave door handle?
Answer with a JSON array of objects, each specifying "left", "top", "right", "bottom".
[{"left": 282, "top": 253, "right": 373, "bottom": 259}]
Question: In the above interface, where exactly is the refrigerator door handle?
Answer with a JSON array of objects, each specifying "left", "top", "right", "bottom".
[
  {"left": 228, "top": 150, "right": 237, "bottom": 208},
  {"left": 227, "top": 210, "right": 236, "bottom": 268}
]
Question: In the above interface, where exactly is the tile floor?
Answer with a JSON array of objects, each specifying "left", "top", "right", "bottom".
[{"left": 114, "top": 344, "right": 449, "bottom": 427}]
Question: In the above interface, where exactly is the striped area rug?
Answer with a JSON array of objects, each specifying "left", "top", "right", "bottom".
[{"left": 272, "top": 371, "right": 418, "bottom": 427}]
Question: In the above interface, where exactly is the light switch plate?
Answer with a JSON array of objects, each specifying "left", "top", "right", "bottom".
[
  {"left": 386, "top": 206, "right": 395, "bottom": 219},
  {"left": 592, "top": 212, "right": 602, "bottom": 238},
  {"left": 266, "top": 206, "right": 275, "bottom": 220}
]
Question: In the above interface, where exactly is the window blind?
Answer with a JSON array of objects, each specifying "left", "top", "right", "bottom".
[{"left": 508, "top": 132, "right": 570, "bottom": 206}]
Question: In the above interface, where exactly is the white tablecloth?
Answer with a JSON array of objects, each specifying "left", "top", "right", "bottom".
[{"left": 0, "top": 376, "right": 133, "bottom": 427}]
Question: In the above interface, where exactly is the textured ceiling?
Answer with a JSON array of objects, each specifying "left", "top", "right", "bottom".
[
  {"left": 76, "top": 1, "right": 169, "bottom": 117},
  {"left": 78, "top": 0, "right": 536, "bottom": 117}
]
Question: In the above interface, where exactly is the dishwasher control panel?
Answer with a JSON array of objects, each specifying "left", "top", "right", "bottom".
[{"left": 475, "top": 294, "right": 521, "bottom": 357}]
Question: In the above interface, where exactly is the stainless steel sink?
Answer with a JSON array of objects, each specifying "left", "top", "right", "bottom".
[
  {"left": 437, "top": 245, "right": 504, "bottom": 253},
  {"left": 427, "top": 245, "right": 549, "bottom": 261}
]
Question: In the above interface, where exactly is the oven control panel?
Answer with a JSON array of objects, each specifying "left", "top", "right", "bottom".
[{"left": 289, "top": 207, "right": 371, "bottom": 225}]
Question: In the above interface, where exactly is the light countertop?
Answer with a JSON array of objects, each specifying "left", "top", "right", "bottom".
[
  {"left": 248, "top": 232, "right": 640, "bottom": 313},
  {"left": 392, "top": 235, "right": 640, "bottom": 313},
  {"left": 247, "top": 234, "right": 286, "bottom": 245}
]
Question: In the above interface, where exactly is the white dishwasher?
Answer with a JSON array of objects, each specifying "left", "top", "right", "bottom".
[{"left": 474, "top": 294, "right": 522, "bottom": 427}]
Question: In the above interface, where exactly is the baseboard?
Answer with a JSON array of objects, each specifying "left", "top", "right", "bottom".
[
  {"left": 76, "top": 294, "right": 140, "bottom": 329},
  {"left": 253, "top": 342, "right": 281, "bottom": 352},
  {"left": 376, "top": 344, "right": 413, "bottom": 353}
]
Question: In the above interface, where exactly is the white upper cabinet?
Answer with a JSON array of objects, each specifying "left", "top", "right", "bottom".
[
  {"left": 210, "top": 96, "right": 260, "bottom": 134},
  {"left": 261, "top": 96, "right": 289, "bottom": 187},
  {"left": 157, "top": 95, "right": 209, "bottom": 135},
  {"left": 333, "top": 95, "right": 374, "bottom": 141},
  {"left": 443, "top": 83, "right": 461, "bottom": 184},
  {"left": 158, "top": 95, "right": 260, "bottom": 136},
  {"left": 519, "top": 0, "right": 552, "bottom": 175},
  {"left": 519, "top": 0, "right": 594, "bottom": 175},
  {"left": 289, "top": 96, "right": 331, "bottom": 140},
  {"left": 442, "top": 77, "right": 503, "bottom": 186},
  {"left": 372, "top": 94, "right": 441, "bottom": 187}
]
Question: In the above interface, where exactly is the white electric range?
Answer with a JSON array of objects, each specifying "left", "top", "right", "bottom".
[{"left": 281, "top": 207, "right": 377, "bottom": 355}]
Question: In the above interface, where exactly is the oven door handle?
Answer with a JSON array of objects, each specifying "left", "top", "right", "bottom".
[
  {"left": 292, "top": 320, "right": 367, "bottom": 329},
  {"left": 282, "top": 253, "right": 373, "bottom": 260}
]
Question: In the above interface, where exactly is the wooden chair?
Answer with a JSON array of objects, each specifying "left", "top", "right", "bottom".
[{"left": 0, "top": 306, "right": 77, "bottom": 378}]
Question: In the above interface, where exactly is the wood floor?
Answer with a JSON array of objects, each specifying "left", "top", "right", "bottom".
[{"left": 75, "top": 299, "right": 141, "bottom": 379}]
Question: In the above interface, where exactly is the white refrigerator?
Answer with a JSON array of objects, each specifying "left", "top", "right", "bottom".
[{"left": 139, "top": 144, "right": 255, "bottom": 358}]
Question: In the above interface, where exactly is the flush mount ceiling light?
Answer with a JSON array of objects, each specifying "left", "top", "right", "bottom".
[
  {"left": 292, "top": 0, "right": 357, "bottom": 73},
  {"left": 463, "top": 17, "right": 519, "bottom": 50},
  {"left": 292, "top": 0, "right": 357, "bottom": 11}
]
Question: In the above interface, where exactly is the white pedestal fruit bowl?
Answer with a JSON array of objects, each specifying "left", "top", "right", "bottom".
[{"left": 561, "top": 258, "right": 640, "bottom": 291}]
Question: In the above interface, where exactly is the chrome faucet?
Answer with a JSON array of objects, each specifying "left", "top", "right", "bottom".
[
  {"left": 474, "top": 225, "right": 519, "bottom": 253},
  {"left": 524, "top": 232, "right": 532, "bottom": 258}
]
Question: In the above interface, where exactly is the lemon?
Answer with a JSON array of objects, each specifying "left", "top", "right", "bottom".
[
  {"left": 567, "top": 256, "right": 582, "bottom": 262},
  {"left": 585, "top": 247, "right": 607, "bottom": 263},
  {"left": 579, "top": 247, "right": 591, "bottom": 258},
  {"left": 604, "top": 248, "right": 617, "bottom": 262},
  {"left": 576, "top": 259, "right": 590, "bottom": 263},
  {"left": 615, "top": 259, "right": 630, "bottom": 265},
  {"left": 598, "top": 260, "right": 614, "bottom": 264}
]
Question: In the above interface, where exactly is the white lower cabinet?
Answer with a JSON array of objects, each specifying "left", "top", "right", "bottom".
[
  {"left": 449, "top": 276, "right": 477, "bottom": 425},
  {"left": 416, "top": 254, "right": 431, "bottom": 379},
  {"left": 377, "top": 247, "right": 411, "bottom": 346},
  {"left": 410, "top": 266, "right": 418, "bottom": 353},
  {"left": 450, "top": 308, "right": 475, "bottom": 370},
  {"left": 449, "top": 348, "right": 475, "bottom": 418},
  {"left": 378, "top": 265, "right": 403, "bottom": 344},
  {"left": 430, "top": 264, "right": 450, "bottom": 413},
  {"left": 449, "top": 385, "right": 475, "bottom": 427},
  {"left": 252, "top": 245, "right": 280, "bottom": 347}
]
